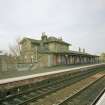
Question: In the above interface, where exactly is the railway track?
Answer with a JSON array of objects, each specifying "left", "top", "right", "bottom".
[
  {"left": 0, "top": 67, "right": 105, "bottom": 105},
  {"left": 58, "top": 75, "right": 105, "bottom": 105},
  {"left": 90, "top": 88, "right": 105, "bottom": 105}
]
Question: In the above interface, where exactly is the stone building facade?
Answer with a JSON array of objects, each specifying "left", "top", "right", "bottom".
[{"left": 20, "top": 33, "right": 99, "bottom": 67}]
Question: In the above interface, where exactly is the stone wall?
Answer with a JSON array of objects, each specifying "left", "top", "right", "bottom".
[
  {"left": 48, "top": 42, "right": 69, "bottom": 52},
  {"left": 0, "top": 55, "right": 17, "bottom": 71}
]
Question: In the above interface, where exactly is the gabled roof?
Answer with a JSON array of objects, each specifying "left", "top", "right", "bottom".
[
  {"left": 44, "top": 40, "right": 70, "bottom": 45},
  {"left": 20, "top": 36, "right": 71, "bottom": 45},
  {"left": 45, "top": 36, "right": 70, "bottom": 45},
  {"left": 20, "top": 37, "right": 40, "bottom": 45},
  {"left": 20, "top": 36, "right": 98, "bottom": 57}
]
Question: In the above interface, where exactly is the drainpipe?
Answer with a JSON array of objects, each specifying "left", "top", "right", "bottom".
[{"left": 36, "top": 47, "right": 38, "bottom": 62}]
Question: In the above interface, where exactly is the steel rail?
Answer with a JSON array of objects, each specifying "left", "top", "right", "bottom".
[
  {"left": 90, "top": 88, "right": 105, "bottom": 105},
  {"left": 0, "top": 68, "right": 105, "bottom": 105},
  {"left": 57, "top": 75, "right": 105, "bottom": 105}
]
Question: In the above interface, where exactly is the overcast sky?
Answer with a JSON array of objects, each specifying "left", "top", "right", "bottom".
[{"left": 0, "top": 0, "right": 105, "bottom": 55}]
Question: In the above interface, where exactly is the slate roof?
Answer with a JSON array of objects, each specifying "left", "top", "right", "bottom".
[
  {"left": 69, "top": 50, "right": 99, "bottom": 57},
  {"left": 20, "top": 35, "right": 98, "bottom": 57},
  {"left": 45, "top": 36, "right": 70, "bottom": 45},
  {"left": 39, "top": 50, "right": 99, "bottom": 57},
  {"left": 20, "top": 36, "right": 70, "bottom": 45},
  {"left": 44, "top": 40, "right": 70, "bottom": 45},
  {"left": 20, "top": 37, "right": 40, "bottom": 45}
]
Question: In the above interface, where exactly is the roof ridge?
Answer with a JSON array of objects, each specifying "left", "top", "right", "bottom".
[{"left": 25, "top": 37, "right": 40, "bottom": 41}]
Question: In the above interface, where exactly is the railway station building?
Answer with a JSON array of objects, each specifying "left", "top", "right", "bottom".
[{"left": 20, "top": 33, "right": 99, "bottom": 67}]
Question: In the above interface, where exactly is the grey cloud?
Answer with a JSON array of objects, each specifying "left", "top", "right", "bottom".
[{"left": 0, "top": 0, "right": 105, "bottom": 54}]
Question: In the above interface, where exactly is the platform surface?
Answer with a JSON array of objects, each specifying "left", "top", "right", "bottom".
[
  {"left": 0, "top": 64, "right": 89, "bottom": 80},
  {"left": 0, "top": 63, "right": 104, "bottom": 85}
]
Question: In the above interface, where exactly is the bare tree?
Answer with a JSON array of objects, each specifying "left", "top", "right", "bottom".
[{"left": 9, "top": 37, "right": 21, "bottom": 57}]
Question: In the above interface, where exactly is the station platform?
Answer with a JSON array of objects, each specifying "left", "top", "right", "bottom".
[
  {"left": 0, "top": 63, "right": 104, "bottom": 83},
  {"left": 0, "top": 64, "right": 92, "bottom": 80},
  {"left": 0, "top": 64, "right": 103, "bottom": 80},
  {"left": 0, "top": 63, "right": 105, "bottom": 90}
]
